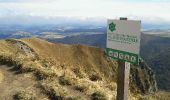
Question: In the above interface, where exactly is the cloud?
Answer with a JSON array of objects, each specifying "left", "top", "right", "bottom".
[
  {"left": 0, "top": 0, "right": 54, "bottom": 3},
  {"left": 0, "top": 0, "right": 170, "bottom": 24},
  {"left": 0, "top": 0, "right": 169, "bottom": 4}
]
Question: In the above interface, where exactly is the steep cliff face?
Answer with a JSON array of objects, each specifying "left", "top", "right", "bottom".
[
  {"left": 0, "top": 38, "right": 159, "bottom": 99},
  {"left": 130, "top": 59, "right": 157, "bottom": 94}
]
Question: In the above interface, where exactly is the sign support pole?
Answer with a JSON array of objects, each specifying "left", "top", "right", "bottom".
[
  {"left": 117, "top": 61, "right": 130, "bottom": 100},
  {"left": 116, "top": 17, "right": 130, "bottom": 100}
]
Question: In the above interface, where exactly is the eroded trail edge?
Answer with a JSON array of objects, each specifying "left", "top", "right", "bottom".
[{"left": 0, "top": 65, "right": 48, "bottom": 100}]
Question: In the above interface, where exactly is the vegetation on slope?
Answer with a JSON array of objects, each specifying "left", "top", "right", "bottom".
[
  {"left": 0, "top": 38, "right": 165, "bottom": 100},
  {"left": 140, "top": 33, "right": 170, "bottom": 91},
  {"left": 51, "top": 33, "right": 170, "bottom": 91}
]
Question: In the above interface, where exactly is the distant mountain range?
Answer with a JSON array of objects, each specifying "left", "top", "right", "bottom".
[{"left": 0, "top": 16, "right": 170, "bottom": 30}]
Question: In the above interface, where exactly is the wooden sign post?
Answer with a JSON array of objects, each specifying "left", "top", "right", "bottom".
[
  {"left": 117, "top": 61, "right": 130, "bottom": 100},
  {"left": 117, "top": 18, "right": 130, "bottom": 100},
  {"left": 105, "top": 17, "right": 141, "bottom": 100}
]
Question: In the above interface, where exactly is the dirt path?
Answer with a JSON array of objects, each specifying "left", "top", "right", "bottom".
[{"left": 0, "top": 65, "right": 48, "bottom": 100}]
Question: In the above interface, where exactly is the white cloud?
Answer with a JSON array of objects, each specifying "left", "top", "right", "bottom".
[
  {"left": 0, "top": 0, "right": 170, "bottom": 23},
  {"left": 0, "top": 0, "right": 54, "bottom": 3}
]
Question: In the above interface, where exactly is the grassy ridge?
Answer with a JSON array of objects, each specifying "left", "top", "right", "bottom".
[{"left": 0, "top": 38, "right": 168, "bottom": 100}]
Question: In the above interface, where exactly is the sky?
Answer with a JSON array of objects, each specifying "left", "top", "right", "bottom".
[{"left": 0, "top": 0, "right": 170, "bottom": 24}]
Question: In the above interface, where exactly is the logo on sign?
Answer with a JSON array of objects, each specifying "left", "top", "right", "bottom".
[{"left": 109, "top": 22, "right": 116, "bottom": 32}]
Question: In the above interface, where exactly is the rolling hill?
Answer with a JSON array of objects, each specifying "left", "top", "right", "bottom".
[{"left": 0, "top": 38, "right": 167, "bottom": 100}]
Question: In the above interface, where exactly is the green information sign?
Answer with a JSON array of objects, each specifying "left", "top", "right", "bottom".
[{"left": 106, "top": 20, "right": 141, "bottom": 65}]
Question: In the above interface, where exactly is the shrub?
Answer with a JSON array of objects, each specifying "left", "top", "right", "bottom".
[
  {"left": 40, "top": 82, "right": 68, "bottom": 100},
  {"left": 89, "top": 74, "right": 102, "bottom": 81},
  {"left": 91, "top": 91, "right": 107, "bottom": 100},
  {"left": 74, "top": 85, "right": 88, "bottom": 92},
  {"left": 59, "top": 75, "right": 72, "bottom": 86},
  {"left": 66, "top": 96, "right": 82, "bottom": 100},
  {"left": 13, "top": 91, "right": 36, "bottom": 100},
  {"left": 35, "top": 68, "right": 57, "bottom": 80},
  {"left": 105, "top": 83, "right": 116, "bottom": 91},
  {"left": 72, "top": 68, "right": 85, "bottom": 78}
]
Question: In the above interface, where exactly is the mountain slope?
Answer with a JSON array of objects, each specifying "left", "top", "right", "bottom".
[
  {"left": 149, "top": 51, "right": 170, "bottom": 91},
  {"left": 140, "top": 33, "right": 170, "bottom": 91},
  {"left": 48, "top": 34, "right": 106, "bottom": 48},
  {"left": 0, "top": 38, "right": 164, "bottom": 100},
  {"left": 51, "top": 32, "right": 170, "bottom": 91}
]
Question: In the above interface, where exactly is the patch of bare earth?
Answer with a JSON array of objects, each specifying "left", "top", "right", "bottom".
[{"left": 0, "top": 65, "right": 48, "bottom": 100}]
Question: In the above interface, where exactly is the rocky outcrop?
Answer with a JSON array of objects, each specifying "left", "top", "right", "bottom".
[
  {"left": 130, "top": 58, "right": 157, "bottom": 94},
  {"left": 6, "top": 39, "right": 38, "bottom": 59}
]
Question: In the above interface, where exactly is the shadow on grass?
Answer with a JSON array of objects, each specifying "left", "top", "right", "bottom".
[{"left": 0, "top": 60, "right": 22, "bottom": 75}]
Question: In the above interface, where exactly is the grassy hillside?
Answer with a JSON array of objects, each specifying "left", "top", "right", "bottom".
[
  {"left": 51, "top": 32, "right": 170, "bottom": 91},
  {"left": 0, "top": 38, "right": 168, "bottom": 100}
]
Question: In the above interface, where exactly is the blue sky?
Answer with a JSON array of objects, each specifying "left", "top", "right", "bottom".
[{"left": 0, "top": 0, "right": 170, "bottom": 23}]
